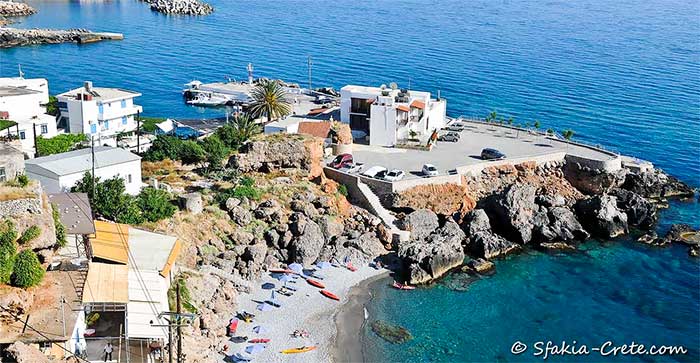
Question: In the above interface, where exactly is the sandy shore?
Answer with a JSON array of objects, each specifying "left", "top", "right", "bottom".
[{"left": 220, "top": 265, "right": 387, "bottom": 362}]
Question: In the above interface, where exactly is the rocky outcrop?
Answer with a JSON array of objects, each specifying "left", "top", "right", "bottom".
[
  {"left": 621, "top": 169, "right": 695, "bottom": 199},
  {"left": 480, "top": 183, "right": 538, "bottom": 244},
  {"left": 0, "top": 1, "right": 36, "bottom": 17},
  {"left": 610, "top": 188, "right": 657, "bottom": 228},
  {"left": 461, "top": 209, "right": 519, "bottom": 259},
  {"left": 4, "top": 342, "right": 53, "bottom": 363},
  {"left": 397, "top": 211, "right": 466, "bottom": 284},
  {"left": 288, "top": 214, "right": 325, "bottom": 265},
  {"left": 563, "top": 162, "right": 626, "bottom": 195},
  {"left": 574, "top": 195, "right": 628, "bottom": 238},
  {"left": 396, "top": 209, "right": 439, "bottom": 241},
  {"left": 228, "top": 136, "right": 324, "bottom": 179},
  {"left": 385, "top": 183, "right": 476, "bottom": 217},
  {"left": 0, "top": 28, "right": 119, "bottom": 48},
  {"left": 660, "top": 224, "right": 698, "bottom": 246},
  {"left": 533, "top": 206, "right": 589, "bottom": 243},
  {"left": 140, "top": 0, "right": 214, "bottom": 15}
]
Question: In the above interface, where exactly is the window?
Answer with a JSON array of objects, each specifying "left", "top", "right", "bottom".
[
  {"left": 90, "top": 124, "right": 97, "bottom": 134},
  {"left": 40, "top": 124, "right": 48, "bottom": 134},
  {"left": 127, "top": 174, "right": 132, "bottom": 183},
  {"left": 121, "top": 100, "right": 127, "bottom": 108},
  {"left": 0, "top": 167, "right": 6, "bottom": 182},
  {"left": 19, "top": 131, "right": 25, "bottom": 140},
  {"left": 38, "top": 342, "right": 51, "bottom": 353},
  {"left": 98, "top": 104, "right": 104, "bottom": 114},
  {"left": 104, "top": 120, "right": 109, "bottom": 130},
  {"left": 122, "top": 116, "right": 128, "bottom": 125}
]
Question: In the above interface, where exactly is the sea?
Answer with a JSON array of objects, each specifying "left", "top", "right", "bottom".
[{"left": 1, "top": 1, "right": 698, "bottom": 362}]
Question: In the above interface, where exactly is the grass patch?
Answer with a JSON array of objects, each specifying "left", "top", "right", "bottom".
[{"left": 140, "top": 116, "right": 167, "bottom": 133}]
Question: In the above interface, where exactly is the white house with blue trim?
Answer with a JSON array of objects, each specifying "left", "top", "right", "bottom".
[{"left": 57, "top": 81, "right": 143, "bottom": 146}]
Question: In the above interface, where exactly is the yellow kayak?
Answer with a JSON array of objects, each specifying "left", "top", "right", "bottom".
[{"left": 281, "top": 346, "right": 317, "bottom": 354}]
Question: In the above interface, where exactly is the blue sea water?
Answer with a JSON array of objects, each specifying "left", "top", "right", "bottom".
[{"left": 1, "top": 1, "right": 699, "bottom": 362}]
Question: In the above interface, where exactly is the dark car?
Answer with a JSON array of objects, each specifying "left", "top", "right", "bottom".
[
  {"left": 328, "top": 153, "right": 353, "bottom": 169},
  {"left": 438, "top": 132, "right": 460, "bottom": 142},
  {"left": 480, "top": 148, "right": 506, "bottom": 160}
]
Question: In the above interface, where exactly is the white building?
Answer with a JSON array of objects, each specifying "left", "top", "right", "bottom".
[
  {"left": 57, "top": 81, "right": 143, "bottom": 146},
  {"left": 25, "top": 146, "right": 142, "bottom": 195},
  {"left": 0, "top": 77, "right": 59, "bottom": 157},
  {"left": 340, "top": 85, "right": 447, "bottom": 146}
]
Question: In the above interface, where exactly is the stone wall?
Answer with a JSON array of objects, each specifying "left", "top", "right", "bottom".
[
  {"left": 0, "top": 141, "right": 24, "bottom": 180},
  {"left": 0, "top": 183, "right": 42, "bottom": 216}
]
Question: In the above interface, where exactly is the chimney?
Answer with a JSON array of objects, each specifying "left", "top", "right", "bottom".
[{"left": 84, "top": 81, "right": 93, "bottom": 92}]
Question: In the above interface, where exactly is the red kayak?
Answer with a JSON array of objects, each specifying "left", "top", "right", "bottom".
[
  {"left": 320, "top": 290, "right": 340, "bottom": 301},
  {"left": 307, "top": 279, "right": 325, "bottom": 289},
  {"left": 346, "top": 263, "right": 357, "bottom": 272},
  {"left": 392, "top": 281, "right": 416, "bottom": 290},
  {"left": 248, "top": 338, "right": 270, "bottom": 344},
  {"left": 269, "top": 268, "right": 294, "bottom": 274},
  {"left": 228, "top": 318, "right": 239, "bottom": 335}
]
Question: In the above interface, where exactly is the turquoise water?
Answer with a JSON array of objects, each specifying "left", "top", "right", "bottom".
[{"left": 1, "top": 1, "right": 699, "bottom": 362}]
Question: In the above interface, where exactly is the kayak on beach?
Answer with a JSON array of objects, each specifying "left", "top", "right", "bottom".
[
  {"left": 227, "top": 318, "right": 239, "bottom": 335},
  {"left": 320, "top": 290, "right": 340, "bottom": 301},
  {"left": 392, "top": 281, "right": 416, "bottom": 290},
  {"left": 281, "top": 346, "right": 317, "bottom": 354},
  {"left": 269, "top": 268, "right": 294, "bottom": 274},
  {"left": 248, "top": 338, "right": 270, "bottom": 344},
  {"left": 306, "top": 279, "right": 325, "bottom": 289}
]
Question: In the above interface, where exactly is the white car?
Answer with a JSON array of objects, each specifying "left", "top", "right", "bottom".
[
  {"left": 340, "top": 162, "right": 364, "bottom": 173},
  {"left": 422, "top": 164, "right": 438, "bottom": 177},
  {"left": 361, "top": 166, "right": 387, "bottom": 178},
  {"left": 383, "top": 169, "right": 405, "bottom": 182}
]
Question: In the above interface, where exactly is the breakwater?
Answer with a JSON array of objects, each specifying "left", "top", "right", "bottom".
[
  {"left": 0, "top": 1, "right": 35, "bottom": 17},
  {"left": 140, "top": 0, "right": 213, "bottom": 15},
  {"left": 0, "top": 28, "right": 122, "bottom": 48}
]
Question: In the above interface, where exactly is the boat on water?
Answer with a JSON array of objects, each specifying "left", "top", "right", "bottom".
[
  {"left": 320, "top": 290, "right": 340, "bottom": 301},
  {"left": 249, "top": 338, "right": 270, "bottom": 344},
  {"left": 306, "top": 279, "right": 325, "bottom": 289},
  {"left": 281, "top": 346, "right": 317, "bottom": 354},
  {"left": 186, "top": 92, "right": 230, "bottom": 107},
  {"left": 392, "top": 281, "right": 416, "bottom": 290}
]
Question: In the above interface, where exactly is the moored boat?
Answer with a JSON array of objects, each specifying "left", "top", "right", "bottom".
[
  {"left": 227, "top": 318, "right": 239, "bottom": 336},
  {"left": 306, "top": 279, "right": 325, "bottom": 289},
  {"left": 320, "top": 290, "right": 340, "bottom": 301},
  {"left": 281, "top": 346, "right": 317, "bottom": 354}
]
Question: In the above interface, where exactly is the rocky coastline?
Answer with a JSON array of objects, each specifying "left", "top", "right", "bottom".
[
  {"left": 139, "top": 0, "right": 214, "bottom": 15},
  {"left": 0, "top": 27, "right": 122, "bottom": 48},
  {"left": 0, "top": 0, "right": 36, "bottom": 26}
]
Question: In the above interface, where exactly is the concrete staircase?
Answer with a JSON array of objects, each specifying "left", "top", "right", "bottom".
[{"left": 357, "top": 181, "right": 410, "bottom": 243}]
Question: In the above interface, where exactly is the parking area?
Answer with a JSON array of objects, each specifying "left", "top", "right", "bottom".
[{"left": 345, "top": 122, "right": 616, "bottom": 179}]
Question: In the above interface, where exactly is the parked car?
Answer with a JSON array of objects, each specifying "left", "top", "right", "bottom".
[
  {"left": 422, "top": 164, "right": 439, "bottom": 177},
  {"left": 340, "top": 161, "right": 364, "bottom": 173},
  {"left": 361, "top": 166, "right": 387, "bottom": 178},
  {"left": 383, "top": 169, "right": 406, "bottom": 182},
  {"left": 480, "top": 148, "right": 506, "bottom": 160},
  {"left": 438, "top": 132, "right": 460, "bottom": 142},
  {"left": 446, "top": 124, "right": 464, "bottom": 132},
  {"left": 328, "top": 153, "right": 353, "bottom": 169}
]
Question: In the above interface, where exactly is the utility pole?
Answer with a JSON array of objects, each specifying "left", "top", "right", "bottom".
[
  {"left": 150, "top": 284, "right": 195, "bottom": 363},
  {"left": 91, "top": 136, "right": 96, "bottom": 200},
  {"left": 308, "top": 56, "right": 313, "bottom": 91},
  {"left": 176, "top": 284, "right": 182, "bottom": 363},
  {"left": 32, "top": 122, "right": 38, "bottom": 156},
  {"left": 168, "top": 321, "right": 174, "bottom": 363},
  {"left": 136, "top": 111, "right": 141, "bottom": 154}
]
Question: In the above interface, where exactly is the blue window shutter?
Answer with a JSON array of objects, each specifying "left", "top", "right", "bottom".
[
  {"left": 104, "top": 120, "right": 109, "bottom": 129},
  {"left": 98, "top": 104, "right": 104, "bottom": 113},
  {"left": 122, "top": 116, "right": 127, "bottom": 125},
  {"left": 90, "top": 124, "right": 97, "bottom": 133},
  {"left": 121, "top": 100, "right": 127, "bottom": 108}
]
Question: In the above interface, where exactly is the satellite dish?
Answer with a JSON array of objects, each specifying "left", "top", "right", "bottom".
[
  {"left": 389, "top": 82, "right": 398, "bottom": 90},
  {"left": 380, "top": 84, "right": 387, "bottom": 90}
]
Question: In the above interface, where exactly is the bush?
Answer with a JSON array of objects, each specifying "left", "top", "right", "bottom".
[
  {"left": 17, "top": 225, "right": 41, "bottom": 245},
  {"left": 201, "top": 135, "right": 229, "bottom": 170},
  {"left": 73, "top": 173, "right": 144, "bottom": 224},
  {"left": 0, "top": 220, "right": 18, "bottom": 284},
  {"left": 143, "top": 135, "right": 183, "bottom": 162},
  {"left": 338, "top": 184, "right": 348, "bottom": 197},
  {"left": 239, "top": 176, "right": 255, "bottom": 187},
  {"left": 11, "top": 250, "right": 45, "bottom": 288},
  {"left": 137, "top": 188, "right": 176, "bottom": 222},
  {"left": 232, "top": 185, "right": 262, "bottom": 200},
  {"left": 36, "top": 134, "right": 88, "bottom": 156},
  {"left": 17, "top": 174, "right": 29, "bottom": 187},
  {"left": 179, "top": 140, "right": 205, "bottom": 165},
  {"left": 52, "top": 204, "right": 67, "bottom": 248}
]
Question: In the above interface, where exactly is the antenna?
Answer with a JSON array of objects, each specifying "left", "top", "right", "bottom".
[
  {"left": 307, "top": 56, "right": 313, "bottom": 90},
  {"left": 247, "top": 63, "right": 254, "bottom": 85},
  {"left": 389, "top": 82, "right": 398, "bottom": 90}
]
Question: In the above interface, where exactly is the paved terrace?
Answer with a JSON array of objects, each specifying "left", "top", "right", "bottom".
[{"left": 348, "top": 121, "right": 618, "bottom": 180}]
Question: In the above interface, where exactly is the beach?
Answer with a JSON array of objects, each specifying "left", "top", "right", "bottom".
[{"left": 222, "top": 265, "right": 388, "bottom": 362}]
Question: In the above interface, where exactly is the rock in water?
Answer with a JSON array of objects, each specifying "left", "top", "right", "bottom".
[
  {"left": 397, "top": 209, "right": 439, "bottom": 240},
  {"left": 621, "top": 169, "right": 695, "bottom": 199},
  {"left": 533, "top": 206, "right": 590, "bottom": 242},
  {"left": 467, "top": 230, "right": 520, "bottom": 259},
  {"left": 610, "top": 189, "right": 657, "bottom": 228},
  {"left": 574, "top": 195, "right": 628, "bottom": 238},
  {"left": 480, "top": 183, "right": 538, "bottom": 244},
  {"left": 398, "top": 219, "right": 465, "bottom": 284},
  {"left": 140, "top": 0, "right": 214, "bottom": 15},
  {"left": 370, "top": 320, "right": 413, "bottom": 344}
]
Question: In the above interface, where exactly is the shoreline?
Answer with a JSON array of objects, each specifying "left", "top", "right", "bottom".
[{"left": 332, "top": 272, "right": 390, "bottom": 363}]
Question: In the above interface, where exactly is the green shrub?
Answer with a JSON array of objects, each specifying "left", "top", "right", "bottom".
[
  {"left": 11, "top": 250, "right": 45, "bottom": 288},
  {"left": 17, "top": 174, "right": 29, "bottom": 188},
  {"left": 168, "top": 276, "right": 197, "bottom": 313},
  {"left": 52, "top": 204, "right": 67, "bottom": 248},
  {"left": 233, "top": 185, "right": 261, "bottom": 200},
  {"left": 73, "top": 173, "right": 144, "bottom": 224},
  {"left": 201, "top": 135, "right": 229, "bottom": 170},
  {"left": 239, "top": 176, "right": 255, "bottom": 187},
  {"left": 137, "top": 188, "right": 176, "bottom": 222},
  {"left": 17, "top": 225, "right": 41, "bottom": 245},
  {"left": 338, "top": 184, "right": 348, "bottom": 197},
  {"left": 143, "top": 135, "right": 184, "bottom": 162},
  {"left": 0, "top": 220, "right": 18, "bottom": 284},
  {"left": 179, "top": 140, "right": 205, "bottom": 165},
  {"left": 36, "top": 134, "right": 87, "bottom": 156}
]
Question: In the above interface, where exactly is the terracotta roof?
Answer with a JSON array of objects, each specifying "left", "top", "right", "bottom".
[
  {"left": 410, "top": 100, "right": 425, "bottom": 109},
  {"left": 396, "top": 105, "right": 410, "bottom": 112},
  {"left": 297, "top": 121, "right": 332, "bottom": 139}
]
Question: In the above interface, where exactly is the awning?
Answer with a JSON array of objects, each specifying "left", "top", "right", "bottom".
[
  {"left": 160, "top": 239, "right": 181, "bottom": 278},
  {"left": 90, "top": 221, "right": 130, "bottom": 264},
  {"left": 128, "top": 228, "right": 179, "bottom": 275},
  {"left": 410, "top": 100, "right": 425, "bottom": 109},
  {"left": 127, "top": 270, "right": 169, "bottom": 340},
  {"left": 82, "top": 262, "right": 129, "bottom": 304},
  {"left": 396, "top": 105, "right": 410, "bottom": 112}
]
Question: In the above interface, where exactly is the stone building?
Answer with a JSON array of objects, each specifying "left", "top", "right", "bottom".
[{"left": 0, "top": 140, "right": 24, "bottom": 182}]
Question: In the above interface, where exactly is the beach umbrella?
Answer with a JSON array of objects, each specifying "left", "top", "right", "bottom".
[
  {"left": 316, "top": 261, "right": 333, "bottom": 269},
  {"left": 288, "top": 263, "right": 303, "bottom": 274},
  {"left": 245, "top": 344, "right": 266, "bottom": 354},
  {"left": 276, "top": 274, "right": 293, "bottom": 283},
  {"left": 252, "top": 325, "right": 267, "bottom": 334},
  {"left": 261, "top": 282, "right": 275, "bottom": 290},
  {"left": 271, "top": 290, "right": 277, "bottom": 300},
  {"left": 257, "top": 303, "right": 273, "bottom": 312}
]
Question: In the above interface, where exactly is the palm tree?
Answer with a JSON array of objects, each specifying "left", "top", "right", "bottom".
[
  {"left": 231, "top": 113, "right": 262, "bottom": 145},
  {"left": 248, "top": 80, "right": 292, "bottom": 122}
]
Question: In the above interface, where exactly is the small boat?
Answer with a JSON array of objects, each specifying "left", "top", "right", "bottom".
[
  {"left": 249, "top": 338, "right": 270, "bottom": 344},
  {"left": 392, "top": 281, "right": 416, "bottom": 290},
  {"left": 233, "top": 352, "right": 252, "bottom": 361},
  {"left": 346, "top": 263, "right": 357, "bottom": 272},
  {"left": 228, "top": 318, "right": 239, "bottom": 335},
  {"left": 281, "top": 346, "right": 317, "bottom": 354},
  {"left": 306, "top": 279, "right": 325, "bottom": 289},
  {"left": 320, "top": 290, "right": 340, "bottom": 301},
  {"left": 269, "top": 268, "right": 294, "bottom": 274},
  {"left": 186, "top": 92, "right": 229, "bottom": 107}
]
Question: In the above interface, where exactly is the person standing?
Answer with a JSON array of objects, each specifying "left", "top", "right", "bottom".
[{"left": 103, "top": 342, "right": 113, "bottom": 362}]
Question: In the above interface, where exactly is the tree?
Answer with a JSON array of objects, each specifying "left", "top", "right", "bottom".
[
  {"left": 563, "top": 129, "right": 575, "bottom": 140},
  {"left": 217, "top": 114, "right": 262, "bottom": 148},
  {"left": 46, "top": 96, "right": 59, "bottom": 116},
  {"left": 487, "top": 111, "right": 498, "bottom": 123},
  {"left": 72, "top": 173, "right": 144, "bottom": 224},
  {"left": 143, "top": 135, "right": 184, "bottom": 162},
  {"left": 534, "top": 120, "right": 541, "bottom": 130},
  {"left": 179, "top": 140, "right": 205, "bottom": 165},
  {"left": 11, "top": 250, "right": 45, "bottom": 288},
  {"left": 200, "top": 135, "right": 229, "bottom": 170},
  {"left": 137, "top": 188, "right": 176, "bottom": 222},
  {"left": 248, "top": 80, "right": 291, "bottom": 122},
  {"left": 0, "top": 220, "right": 18, "bottom": 284},
  {"left": 508, "top": 117, "right": 514, "bottom": 125},
  {"left": 35, "top": 134, "right": 88, "bottom": 156}
]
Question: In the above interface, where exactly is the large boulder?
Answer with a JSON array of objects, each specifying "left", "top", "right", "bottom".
[
  {"left": 610, "top": 189, "right": 657, "bottom": 229},
  {"left": 397, "top": 209, "right": 440, "bottom": 241},
  {"left": 575, "top": 195, "right": 628, "bottom": 238},
  {"left": 480, "top": 183, "right": 538, "bottom": 244},
  {"left": 621, "top": 169, "right": 694, "bottom": 199},
  {"left": 288, "top": 217, "right": 325, "bottom": 265},
  {"left": 179, "top": 192, "right": 203, "bottom": 214},
  {"left": 398, "top": 221, "right": 465, "bottom": 284},
  {"left": 227, "top": 135, "right": 324, "bottom": 179},
  {"left": 462, "top": 209, "right": 491, "bottom": 237},
  {"left": 563, "top": 162, "right": 626, "bottom": 195},
  {"left": 467, "top": 231, "right": 520, "bottom": 259},
  {"left": 5, "top": 342, "right": 52, "bottom": 363},
  {"left": 533, "top": 206, "right": 590, "bottom": 242}
]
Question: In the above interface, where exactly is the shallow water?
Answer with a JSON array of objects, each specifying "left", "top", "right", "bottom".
[{"left": 1, "top": 1, "right": 699, "bottom": 362}]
